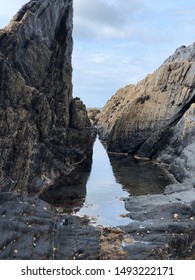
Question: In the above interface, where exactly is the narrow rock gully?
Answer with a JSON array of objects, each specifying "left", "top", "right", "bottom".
[
  {"left": 41, "top": 136, "right": 174, "bottom": 227},
  {"left": 39, "top": 136, "right": 195, "bottom": 260}
]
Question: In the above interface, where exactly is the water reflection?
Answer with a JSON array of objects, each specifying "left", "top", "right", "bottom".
[
  {"left": 40, "top": 137, "right": 173, "bottom": 227},
  {"left": 39, "top": 160, "right": 92, "bottom": 213},
  {"left": 109, "top": 154, "right": 173, "bottom": 196},
  {"left": 76, "top": 137, "right": 130, "bottom": 227}
]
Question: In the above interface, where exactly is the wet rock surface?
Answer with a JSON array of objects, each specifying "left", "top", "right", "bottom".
[
  {"left": 120, "top": 183, "right": 195, "bottom": 259},
  {"left": 0, "top": 193, "right": 100, "bottom": 260},
  {"left": 1, "top": 189, "right": 195, "bottom": 260}
]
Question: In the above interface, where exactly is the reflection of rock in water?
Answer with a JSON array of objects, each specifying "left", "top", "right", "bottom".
[
  {"left": 108, "top": 154, "right": 174, "bottom": 196},
  {"left": 39, "top": 156, "right": 92, "bottom": 214}
]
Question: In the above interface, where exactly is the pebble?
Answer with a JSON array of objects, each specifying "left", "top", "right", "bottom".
[{"left": 173, "top": 214, "right": 179, "bottom": 219}]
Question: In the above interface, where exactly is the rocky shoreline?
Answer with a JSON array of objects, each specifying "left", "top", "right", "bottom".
[
  {"left": 96, "top": 40, "right": 195, "bottom": 259},
  {"left": 0, "top": 182, "right": 194, "bottom": 260},
  {"left": 0, "top": 0, "right": 194, "bottom": 260}
]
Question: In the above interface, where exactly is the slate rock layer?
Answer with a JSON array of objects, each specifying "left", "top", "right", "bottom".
[
  {"left": 98, "top": 43, "right": 195, "bottom": 181},
  {"left": 0, "top": 192, "right": 100, "bottom": 260},
  {"left": 0, "top": 0, "right": 93, "bottom": 194}
]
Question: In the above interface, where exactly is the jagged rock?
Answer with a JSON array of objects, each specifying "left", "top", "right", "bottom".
[
  {"left": 98, "top": 43, "right": 195, "bottom": 181},
  {"left": 87, "top": 108, "right": 101, "bottom": 126},
  {"left": 157, "top": 103, "right": 195, "bottom": 182},
  {"left": 0, "top": 0, "right": 94, "bottom": 195},
  {"left": 70, "top": 97, "right": 91, "bottom": 130}
]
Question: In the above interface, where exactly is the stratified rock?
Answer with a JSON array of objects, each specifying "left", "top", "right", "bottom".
[
  {"left": 0, "top": 0, "right": 94, "bottom": 194},
  {"left": 157, "top": 103, "right": 195, "bottom": 182},
  {"left": 98, "top": 43, "right": 195, "bottom": 181},
  {"left": 98, "top": 43, "right": 195, "bottom": 259}
]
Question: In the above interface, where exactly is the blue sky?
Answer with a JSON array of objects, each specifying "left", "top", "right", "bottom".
[{"left": 1, "top": 0, "right": 195, "bottom": 107}]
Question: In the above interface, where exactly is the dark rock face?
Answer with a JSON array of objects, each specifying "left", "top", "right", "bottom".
[
  {"left": 98, "top": 43, "right": 195, "bottom": 182},
  {"left": 0, "top": 0, "right": 94, "bottom": 194},
  {"left": 0, "top": 193, "right": 100, "bottom": 260},
  {"left": 121, "top": 183, "right": 195, "bottom": 259}
]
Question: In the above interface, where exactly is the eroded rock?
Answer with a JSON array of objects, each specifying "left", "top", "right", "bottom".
[
  {"left": 0, "top": 0, "right": 94, "bottom": 195},
  {"left": 87, "top": 108, "right": 101, "bottom": 126},
  {"left": 121, "top": 184, "right": 195, "bottom": 259},
  {"left": 98, "top": 43, "right": 195, "bottom": 181},
  {"left": 0, "top": 193, "right": 100, "bottom": 260}
]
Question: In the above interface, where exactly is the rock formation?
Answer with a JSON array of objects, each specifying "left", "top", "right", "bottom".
[
  {"left": 0, "top": 0, "right": 94, "bottom": 195},
  {"left": 98, "top": 43, "right": 195, "bottom": 182},
  {"left": 0, "top": 192, "right": 100, "bottom": 260},
  {"left": 0, "top": 0, "right": 194, "bottom": 260},
  {"left": 98, "top": 43, "right": 195, "bottom": 260},
  {"left": 121, "top": 182, "right": 195, "bottom": 259},
  {"left": 87, "top": 108, "right": 101, "bottom": 126}
]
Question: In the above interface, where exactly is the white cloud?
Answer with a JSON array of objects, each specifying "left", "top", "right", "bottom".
[
  {"left": 73, "top": 0, "right": 195, "bottom": 107},
  {"left": 1, "top": 0, "right": 195, "bottom": 107},
  {"left": 73, "top": 0, "right": 150, "bottom": 41}
]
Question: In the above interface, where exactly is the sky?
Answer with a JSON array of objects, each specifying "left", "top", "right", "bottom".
[{"left": 1, "top": 0, "right": 195, "bottom": 107}]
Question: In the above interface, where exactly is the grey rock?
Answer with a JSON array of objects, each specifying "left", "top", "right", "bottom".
[
  {"left": 121, "top": 187, "right": 195, "bottom": 259},
  {"left": 0, "top": 193, "right": 100, "bottom": 260},
  {"left": 0, "top": 0, "right": 94, "bottom": 195},
  {"left": 98, "top": 42, "right": 195, "bottom": 182}
]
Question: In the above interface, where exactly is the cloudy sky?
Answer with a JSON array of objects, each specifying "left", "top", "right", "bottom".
[{"left": 1, "top": 0, "right": 195, "bottom": 107}]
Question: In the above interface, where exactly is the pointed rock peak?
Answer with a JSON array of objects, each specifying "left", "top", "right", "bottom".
[
  {"left": 0, "top": 0, "right": 94, "bottom": 195},
  {"left": 5, "top": 0, "right": 73, "bottom": 48}
]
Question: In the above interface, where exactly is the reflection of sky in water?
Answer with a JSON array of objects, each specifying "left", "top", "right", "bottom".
[
  {"left": 76, "top": 137, "right": 130, "bottom": 227},
  {"left": 40, "top": 135, "right": 171, "bottom": 227},
  {"left": 76, "top": 137, "right": 173, "bottom": 227}
]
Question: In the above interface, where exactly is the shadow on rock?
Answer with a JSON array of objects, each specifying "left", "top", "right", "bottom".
[{"left": 39, "top": 156, "right": 93, "bottom": 214}]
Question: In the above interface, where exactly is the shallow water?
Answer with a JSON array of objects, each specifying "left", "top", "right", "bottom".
[
  {"left": 75, "top": 137, "right": 172, "bottom": 226},
  {"left": 41, "top": 137, "right": 173, "bottom": 227},
  {"left": 76, "top": 138, "right": 131, "bottom": 227}
]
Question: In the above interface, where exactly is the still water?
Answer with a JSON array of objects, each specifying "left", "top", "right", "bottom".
[
  {"left": 75, "top": 137, "right": 172, "bottom": 226},
  {"left": 76, "top": 138, "right": 130, "bottom": 226},
  {"left": 40, "top": 137, "right": 173, "bottom": 227}
]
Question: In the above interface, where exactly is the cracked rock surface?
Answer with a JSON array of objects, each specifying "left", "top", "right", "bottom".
[
  {"left": 98, "top": 43, "right": 195, "bottom": 259},
  {"left": 0, "top": 193, "right": 100, "bottom": 260},
  {"left": 0, "top": 0, "right": 94, "bottom": 195},
  {"left": 98, "top": 43, "right": 195, "bottom": 182}
]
